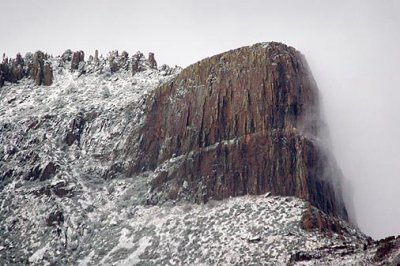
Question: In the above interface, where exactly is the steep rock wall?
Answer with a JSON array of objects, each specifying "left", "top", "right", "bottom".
[{"left": 133, "top": 42, "right": 348, "bottom": 220}]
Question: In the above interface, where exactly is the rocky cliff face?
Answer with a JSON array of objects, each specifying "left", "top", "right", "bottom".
[{"left": 133, "top": 42, "right": 348, "bottom": 220}]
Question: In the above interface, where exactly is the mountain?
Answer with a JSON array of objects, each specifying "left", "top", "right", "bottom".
[{"left": 0, "top": 43, "right": 399, "bottom": 265}]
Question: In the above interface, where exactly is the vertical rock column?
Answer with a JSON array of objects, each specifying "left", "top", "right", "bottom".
[{"left": 30, "top": 51, "right": 53, "bottom": 86}]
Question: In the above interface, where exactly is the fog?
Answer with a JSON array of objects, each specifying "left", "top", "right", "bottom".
[{"left": 1, "top": 0, "right": 399, "bottom": 239}]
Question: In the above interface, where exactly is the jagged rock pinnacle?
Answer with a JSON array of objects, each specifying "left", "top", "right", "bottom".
[{"left": 0, "top": 50, "right": 162, "bottom": 88}]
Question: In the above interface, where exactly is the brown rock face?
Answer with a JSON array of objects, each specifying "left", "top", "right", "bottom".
[
  {"left": 40, "top": 162, "right": 57, "bottom": 181},
  {"left": 64, "top": 113, "right": 86, "bottom": 146},
  {"left": 148, "top": 52, "right": 157, "bottom": 69},
  {"left": 29, "top": 51, "right": 53, "bottom": 86},
  {"left": 62, "top": 49, "right": 73, "bottom": 62},
  {"left": 94, "top": 49, "right": 99, "bottom": 61},
  {"left": 133, "top": 42, "right": 348, "bottom": 220},
  {"left": 43, "top": 63, "right": 53, "bottom": 86},
  {"left": 132, "top": 52, "right": 144, "bottom": 75},
  {"left": 11, "top": 53, "right": 24, "bottom": 81},
  {"left": 373, "top": 236, "right": 400, "bottom": 263},
  {"left": 29, "top": 51, "right": 45, "bottom": 85},
  {"left": 301, "top": 204, "right": 345, "bottom": 237},
  {"left": 24, "top": 161, "right": 57, "bottom": 181},
  {"left": 0, "top": 53, "right": 26, "bottom": 86},
  {"left": 71, "top": 50, "right": 85, "bottom": 70},
  {"left": 108, "top": 50, "right": 130, "bottom": 73},
  {"left": 0, "top": 62, "right": 7, "bottom": 87}
]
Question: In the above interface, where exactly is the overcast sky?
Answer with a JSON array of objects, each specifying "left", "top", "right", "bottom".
[{"left": 1, "top": 0, "right": 399, "bottom": 239}]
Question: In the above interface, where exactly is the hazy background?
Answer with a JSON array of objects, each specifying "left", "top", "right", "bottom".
[{"left": 1, "top": 0, "right": 399, "bottom": 239}]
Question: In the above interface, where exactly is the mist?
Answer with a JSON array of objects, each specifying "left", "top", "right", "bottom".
[{"left": 1, "top": 0, "right": 399, "bottom": 239}]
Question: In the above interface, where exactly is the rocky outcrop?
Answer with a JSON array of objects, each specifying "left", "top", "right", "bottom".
[
  {"left": 0, "top": 49, "right": 159, "bottom": 87},
  {"left": 94, "top": 49, "right": 99, "bottom": 61},
  {"left": 62, "top": 49, "right": 73, "bottom": 62},
  {"left": 0, "top": 51, "right": 53, "bottom": 87},
  {"left": 301, "top": 203, "right": 355, "bottom": 239},
  {"left": 148, "top": 52, "right": 157, "bottom": 69},
  {"left": 29, "top": 51, "right": 53, "bottom": 86},
  {"left": 131, "top": 52, "right": 145, "bottom": 75},
  {"left": 108, "top": 50, "right": 130, "bottom": 73},
  {"left": 29, "top": 51, "right": 45, "bottom": 85},
  {"left": 42, "top": 62, "right": 53, "bottom": 86},
  {"left": 71, "top": 50, "right": 85, "bottom": 70},
  {"left": 64, "top": 113, "right": 86, "bottom": 146},
  {"left": 288, "top": 233, "right": 400, "bottom": 265},
  {"left": 134, "top": 42, "right": 348, "bottom": 220},
  {"left": 40, "top": 162, "right": 57, "bottom": 181},
  {"left": 24, "top": 162, "right": 57, "bottom": 182},
  {"left": 0, "top": 60, "right": 8, "bottom": 87},
  {"left": 46, "top": 209, "right": 64, "bottom": 227},
  {"left": 373, "top": 236, "right": 400, "bottom": 263},
  {"left": 0, "top": 53, "right": 25, "bottom": 86}
]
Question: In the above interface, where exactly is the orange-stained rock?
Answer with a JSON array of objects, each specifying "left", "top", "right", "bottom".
[{"left": 132, "top": 42, "right": 348, "bottom": 220}]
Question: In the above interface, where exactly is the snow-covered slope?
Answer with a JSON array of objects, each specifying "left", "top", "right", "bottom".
[
  {"left": 0, "top": 49, "right": 399, "bottom": 265},
  {"left": 0, "top": 51, "right": 180, "bottom": 265},
  {"left": 1, "top": 51, "right": 179, "bottom": 187}
]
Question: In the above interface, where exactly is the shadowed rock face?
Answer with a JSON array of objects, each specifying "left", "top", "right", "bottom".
[{"left": 133, "top": 42, "right": 348, "bottom": 220}]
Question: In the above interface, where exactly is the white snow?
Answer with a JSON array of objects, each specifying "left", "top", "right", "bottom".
[
  {"left": 28, "top": 244, "right": 49, "bottom": 264},
  {"left": 118, "top": 236, "right": 152, "bottom": 266}
]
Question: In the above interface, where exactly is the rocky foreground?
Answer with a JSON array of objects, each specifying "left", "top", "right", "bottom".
[{"left": 0, "top": 43, "right": 399, "bottom": 265}]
